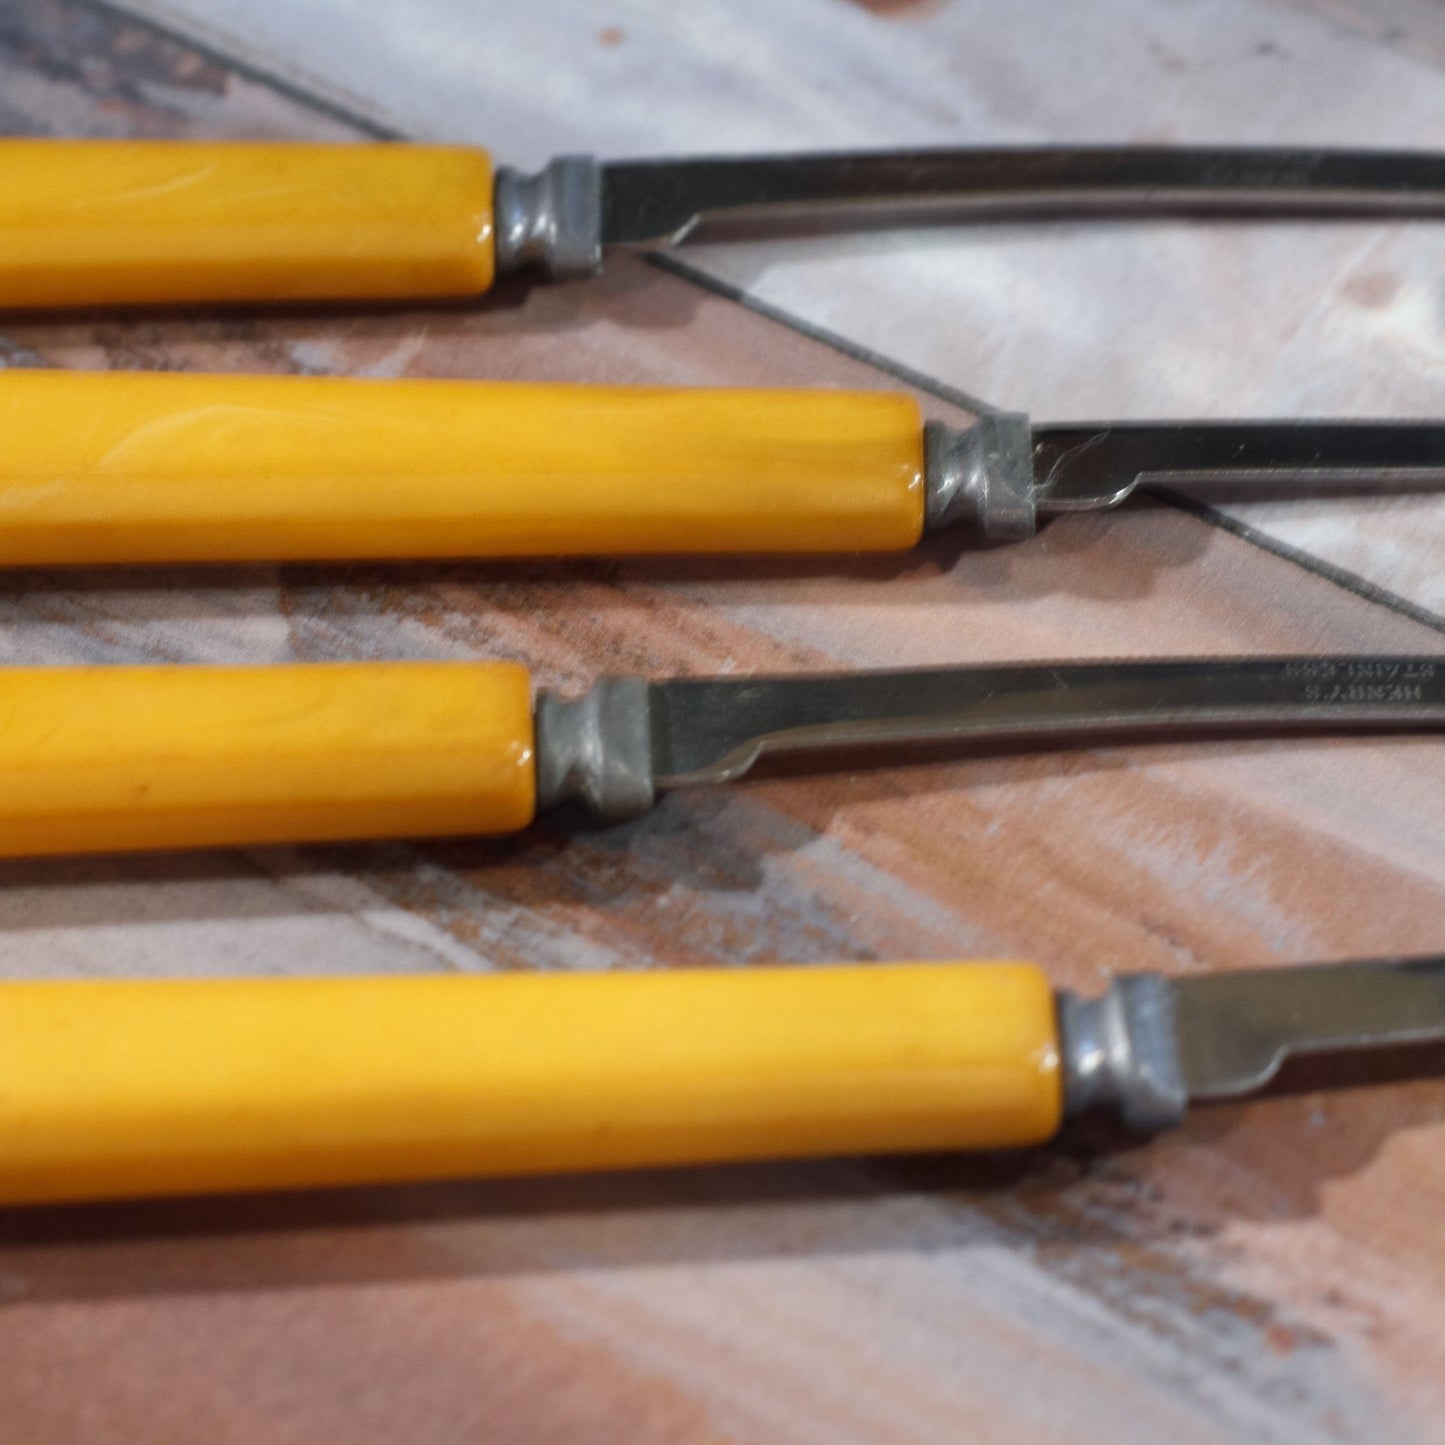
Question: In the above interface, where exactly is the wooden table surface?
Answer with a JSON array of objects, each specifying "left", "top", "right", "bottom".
[{"left": 0, "top": 1, "right": 1442, "bottom": 1440}]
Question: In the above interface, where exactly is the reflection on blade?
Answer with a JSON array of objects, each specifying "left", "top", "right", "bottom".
[
  {"left": 601, "top": 146, "right": 1445, "bottom": 247},
  {"left": 1176, "top": 957, "right": 1445, "bottom": 1100},
  {"left": 647, "top": 656, "right": 1445, "bottom": 788},
  {"left": 1031, "top": 423, "right": 1445, "bottom": 514}
]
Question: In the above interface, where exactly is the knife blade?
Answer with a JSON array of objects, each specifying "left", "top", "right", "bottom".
[
  {"left": 586, "top": 146, "right": 1445, "bottom": 269},
  {"left": 542, "top": 654, "right": 1445, "bottom": 816},
  {"left": 1, "top": 140, "right": 1442, "bottom": 307},
  {"left": 1, "top": 954, "right": 1442, "bottom": 1204},
  {"left": 0, "top": 655, "right": 1438, "bottom": 856},
  {"left": 932, "top": 413, "right": 1445, "bottom": 539}
]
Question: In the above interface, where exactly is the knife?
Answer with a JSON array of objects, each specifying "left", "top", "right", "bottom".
[
  {"left": 1, "top": 140, "right": 1442, "bottom": 307},
  {"left": 2, "top": 954, "right": 1442, "bottom": 1204},
  {"left": 0, "top": 368, "right": 1441, "bottom": 561},
  {"left": 0, "top": 654, "right": 1438, "bottom": 856}
]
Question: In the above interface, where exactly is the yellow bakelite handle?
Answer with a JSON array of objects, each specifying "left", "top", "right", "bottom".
[
  {"left": 0, "top": 662, "right": 535, "bottom": 856},
  {"left": 0, "top": 140, "right": 495, "bottom": 307},
  {"left": 0, "top": 370, "right": 924, "bottom": 564},
  {"left": 0, "top": 964, "right": 1061, "bottom": 1204}
]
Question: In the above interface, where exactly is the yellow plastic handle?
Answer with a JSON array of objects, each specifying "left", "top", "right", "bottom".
[
  {"left": 0, "top": 140, "right": 495, "bottom": 307},
  {"left": 0, "top": 963, "right": 1062, "bottom": 1204},
  {"left": 0, "top": 369, "right": 924, "bottom": 565},
  {"left": 0, "top": 662, "right": 535, "bottom": 856}
]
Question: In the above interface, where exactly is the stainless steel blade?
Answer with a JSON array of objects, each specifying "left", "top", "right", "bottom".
[
  {"left": 647, "top": 656, "right": 1445, "bottom": 790},
  {"left": 1030, "top": 422, "right": 1445, "bottom": 515},
  {"left": 599, "top": 146, "right": 1445, "bottom": 248},
  {"left": 536, "top": 657, "right": 1445, "bottom": 821},
  {"left": 1175, "top": 957, "right": 1445, "bottom": 1101}
]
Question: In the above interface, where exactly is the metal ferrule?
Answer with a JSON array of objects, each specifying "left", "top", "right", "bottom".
[
  {"left": 1057, "top": 973, "right": 1187, "bottom": 1131},
  {"left": 493, "top": 155, "right": 604, "bottom": 280},
  {"left": 535, "top": 675, "right": 655, "bottom": 821},
  {"left": 922, "top": 412, "right": 1038, "bottom": 541}
]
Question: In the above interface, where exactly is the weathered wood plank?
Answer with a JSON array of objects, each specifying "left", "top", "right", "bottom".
[{"left": 1279, "top": 0, "right": 1445, "bottom": 71}]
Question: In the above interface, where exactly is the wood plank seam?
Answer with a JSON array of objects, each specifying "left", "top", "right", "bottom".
[
  {"left": 645, "top": 251, "right": 1005, "bottom": 418},
  {"left": 1160, "top": 488, "right": 1445, "bottom": 637}
]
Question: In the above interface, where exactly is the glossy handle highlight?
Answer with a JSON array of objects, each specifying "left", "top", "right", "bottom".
[
  {"left": 0, "top": 370, "right": 926, "bottom": 564},
  {"left": 0, "top": 963, "right": 1062, "bottom": 1204},
  {"left": 0, "top": 662, "right": 535, "bottom": 856},
  {"left": 0, "top": 140, "right": 495, "bottom": 307}
]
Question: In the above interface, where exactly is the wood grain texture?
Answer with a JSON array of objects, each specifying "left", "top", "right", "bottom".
[{"left": 0, "top": 2, "right": 1439, "bottom": 1442}]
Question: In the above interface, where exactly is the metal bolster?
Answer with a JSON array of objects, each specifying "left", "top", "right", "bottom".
[
  {"left": 923, "top": 413, "right": 1038, "bottom": 541},
  {"left": 493, "top": 155, "right": 604, "bottom": 280},
  {"left": 534, "top": 676, "right": 655, "bottom": 821},
  {"left": 1057, "top": 974, "right": 1187, "bottom": 1131}
]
